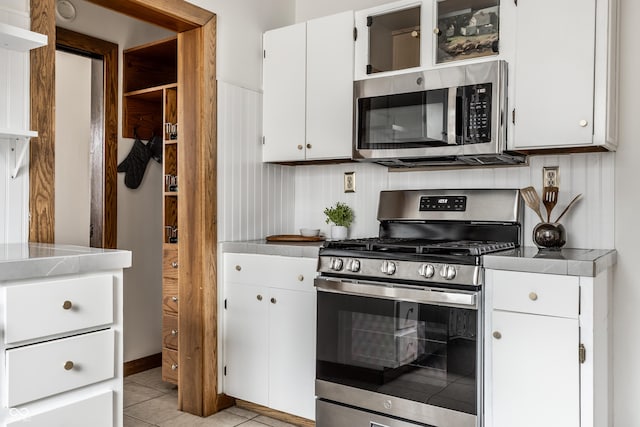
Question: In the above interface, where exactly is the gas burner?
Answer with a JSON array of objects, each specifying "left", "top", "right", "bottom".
[{"left": 324, "top": 238, "right": 515, "bottom": 256}]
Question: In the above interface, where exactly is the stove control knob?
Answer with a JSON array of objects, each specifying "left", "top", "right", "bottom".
[
  {"left": 381, "top": 260, "right": 397, "bottom": 275},
  {"left": 440, "top": 265, "right": 457, "bottom": 280},
  {"left": 419, "top": 264, "right": 435, "bottom": 279},
  {"left": 346, "top": 259, "right": 361, "bottom": 272},
  {"left": 330, "top": 258, "right": 344, "bottom": 271}
]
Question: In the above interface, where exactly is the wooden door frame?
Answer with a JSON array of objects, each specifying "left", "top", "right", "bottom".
[
  {"left": 55, "top": 27, "right": 118, "bottom": 249},
  {"left": 30, "top": 0, "right": 226, "bottom": 417}
]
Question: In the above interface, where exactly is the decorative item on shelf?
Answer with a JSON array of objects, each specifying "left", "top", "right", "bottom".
[
  {"left": 164, "top": 174, "right": 178, "bottom": 192},
  {"left": 324, "top": 202, "right": 354, "bottom": 240},
  {"left": 521, "top": 186, "right": 582, "bottom": 250},
  {"left": 165, "top": 226, "right": 178, "bottom": 244},
  {"left": 165, "top": 122, "right": 178, "bottom": 140}
]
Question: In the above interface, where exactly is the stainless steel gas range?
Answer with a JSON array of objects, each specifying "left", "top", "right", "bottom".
[{"left": 315, "top": 189, "right": 523, "bottom": 427}]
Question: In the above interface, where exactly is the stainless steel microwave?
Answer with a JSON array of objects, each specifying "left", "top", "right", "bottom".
[{"left": 353, "top": 60, "right": 525, "bottom": 167}]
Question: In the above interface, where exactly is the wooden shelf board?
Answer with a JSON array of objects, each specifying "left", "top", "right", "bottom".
[
  {"left": 124, "top": 84, "right": 177, "bottom": 99},
  {"left": 164, "top": 139, "right": 178, "bottom": 145},
  {"left": 164, "top": 192, "right": 178, "bottom": 196},
  {"left": 0, "top": 23, "right": 47, "bottom": 52}
]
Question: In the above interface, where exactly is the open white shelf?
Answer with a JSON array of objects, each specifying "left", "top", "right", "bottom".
[
  {"left": 0, "top": 22, "right": 47, "bottom": 52},
  {"left": 0, "top": 129, "right": 38, "bottom": 179}
]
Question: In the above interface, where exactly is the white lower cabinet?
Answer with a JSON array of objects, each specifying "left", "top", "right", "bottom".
[
  {"left": 485, "top": 269, "right": 612, "bottom": 427},
  {"left": 0, "top": 270, "right": 125, "bottom": 427},
  {"left": 223, "top": 253, "right": 317, "bottom": 420}
]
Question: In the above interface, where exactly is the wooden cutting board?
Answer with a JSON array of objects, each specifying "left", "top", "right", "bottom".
[{"left": 265, "top": 234, "right": 325, "bottom": 242}]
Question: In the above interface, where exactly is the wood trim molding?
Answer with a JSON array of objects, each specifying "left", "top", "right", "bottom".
[
  {"left": 124, "top": 353, "right": 162, "bottom": 377},
  {"left": 55, "top": 27, "right": 119, "bottom": 249},
  {"left": 85, "top": 0, "right": 214, "bottom": 32},
  {"left": 30, "top": 0, "right": 56, "bottom": 243},
  {"left": 236, "top": 400, "right": 315, "bottom": 427}
]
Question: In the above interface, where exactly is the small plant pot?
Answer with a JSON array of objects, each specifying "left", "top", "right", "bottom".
[
  {"left": 330, "top": 225, "right": 348, "bottom": 240},
  {"left": 533, "top": 222, "right": 566, "bottom": 250}
]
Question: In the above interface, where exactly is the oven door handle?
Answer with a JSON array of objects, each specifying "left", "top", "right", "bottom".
[{"left": 315, "top": 278, "right": 478, "bottom": 309}]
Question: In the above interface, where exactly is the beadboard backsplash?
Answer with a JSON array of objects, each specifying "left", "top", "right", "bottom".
[
  {"left": 218, "top": 82, "right": 614, "bottom": 249},
  {"left": 294, "top": 153, "right": 615, "bottom": 249}
]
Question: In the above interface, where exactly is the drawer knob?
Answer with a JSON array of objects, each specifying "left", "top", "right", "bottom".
[
  {"left": 64, "top": 361, "right": 74, "bottom": 371},
  {"left": 271, "top": 297, "right": 277, "bottom": 304},
  {"left": 235, "top": 265, "right": 242, "bottom": 271},
  {"left": 171, "top": 363, "right": 178, "bottom": 371},
  {"left": 171, "top": 261, "right": 178, "bottom": 268},
  {"left": 62, "top": 300, "right": 73, "bottom": 310},
  {"left": 298, "top": 275, "right": 304, "bottom": 282},
  {"left": 529, "top": 292, "right": 538, "bottom": 301},
  {"left": 297, "top": 144, "right": 303, "bottom": 150},
  {"left": 172, "top": 296, "right": 178, "bottom": 302},
  {"left": 171, "top": 329, "right": 178, "bottom": 336},
  {"left": 493, "top": 331, "right": 502, "bottom": 340},
  {"left": 306, "top": 143, "right": 312, "bottom": 149},
  {"left": 257, "top": 294, "right": 263, "bottom": 301},
  {"left": 579, "top": 119, "right": 589, "bottom": 127}
]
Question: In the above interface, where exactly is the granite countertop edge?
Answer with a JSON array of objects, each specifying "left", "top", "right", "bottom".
[
  {"left": 220, "top": 240, "right": 323, "bottom": 258},
  {"left": 0, "top": 243, "right": 133, "bottom": 282},
  {"left": 484, "top": 247, "right": 617, "bottom": 277}
]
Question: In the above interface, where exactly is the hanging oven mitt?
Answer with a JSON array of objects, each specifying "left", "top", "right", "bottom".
[
  {"left": 147, "top": 134, "right": 163, "bottom": 164},
  {"left": 117, "top": 136, "right": 152, "bottom": 189}
]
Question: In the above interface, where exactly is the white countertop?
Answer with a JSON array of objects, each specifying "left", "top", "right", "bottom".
[
  {"left": 220, "top": 239, "right": 323, "bottom": 258},
  {"left": 0, "top": 243, "right": 132, "bottom": 281}
]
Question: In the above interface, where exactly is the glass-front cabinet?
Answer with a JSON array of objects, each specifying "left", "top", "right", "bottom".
[{"left": 355, "top": 0, "right": 501, "bottom": 79}]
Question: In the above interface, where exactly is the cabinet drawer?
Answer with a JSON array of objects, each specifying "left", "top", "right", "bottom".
[
  {"left": 6, "top": 391, "right": 114, "bottom": 427},
  {"left": 4, "top": 274, "right": 114, "bottom": 344},
  {"left": 162, "top": 348, "right": 179, "bottom": 385},
  {"left": 163, "top": 277, "right": 179, "bottom": 314},
  {"left": 491, "top": 270, "right": 579, "bottom": 319},
  {"left": 6, "top": 329, "right": 115, "bottom": 407},
  {"left": 163, "top": 248, "right": 179, "bottom": 279},
  {"left": 162, "top": 313, "right": 179, "bottom": 350},
  {"left": 224, "top": 253, "right": 317, "bottom": 292}
]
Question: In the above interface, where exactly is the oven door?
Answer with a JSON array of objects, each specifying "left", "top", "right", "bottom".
[{"left": 315, "top": 277, "right": 481, "bottom": 427}]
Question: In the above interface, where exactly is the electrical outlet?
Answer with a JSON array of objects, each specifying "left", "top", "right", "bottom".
[
  {"left": 344, "top": 172, "right": 356, "bottom": 193},
  {"left": 543, "top": 167, "right": 559, "bottom": 188}
]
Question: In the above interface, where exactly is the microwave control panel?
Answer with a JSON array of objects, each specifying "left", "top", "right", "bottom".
[
  {"left": 419, "top": 196, "right": 467, "bottom": 212},
  {"left": 460, "top": 83, "right": 492, "bottom": 144}
]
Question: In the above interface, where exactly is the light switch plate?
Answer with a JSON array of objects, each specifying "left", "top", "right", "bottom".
[{"left": 344, "top": 172, "right": 356, "bottom": 193}]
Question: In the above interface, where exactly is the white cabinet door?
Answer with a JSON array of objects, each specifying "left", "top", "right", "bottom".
[
  {"left": 268, "top": 287, "right": 317, "bottom": 420},
  {"left": 491, "top": 310, "right": 580, "bottom": 427},
  {"left": 263, "top": 23, "right": 306, "bottom": 162},
  {"left": 306, "top": 11, "right": 354, "bottom": 161},
  {"left": 223, "top": 282, "right": 269, "bottom": 407},
  {"left": 512, "top": 0, "right": 596, "bottom": 149}
]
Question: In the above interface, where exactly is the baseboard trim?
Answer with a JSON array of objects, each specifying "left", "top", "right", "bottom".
[
  {"left": 124, "top": 353, "right": 162, "bottom": 377},
  {"left": 236, "top": 400, "right": 315, "bottom": 427}
]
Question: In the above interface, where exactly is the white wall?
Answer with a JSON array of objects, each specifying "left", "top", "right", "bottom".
[
  {"left": 614, "top": 0, "right": 640, "bottom": 425},
  {"left": 56, "top": 0, "right": 175, "bottom": 362},
  {"left": 0, "top": 1, "right": 30, "bottom": 244},
  {"left": 54, "top": 51, "right": 92, "bottom": 247},
  {"left": 295, "top": 0, "right": 389, "bottom": 22}
]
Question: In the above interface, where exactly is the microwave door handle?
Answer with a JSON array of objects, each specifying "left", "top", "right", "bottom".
[
  {"left": 447, "top": 87, "right": 458, "bottom": 145},
  {"left": 314, "top": 277, "right": 478, "bottom": 309}
]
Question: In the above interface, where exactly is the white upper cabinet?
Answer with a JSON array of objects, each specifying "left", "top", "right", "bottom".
[
  {"left": 263, "top": 23, "right": 307, "bottom": 162},
  {"left": 510, "top": 0, "right": 618, "bottom": 150},
  {"left": 263, "top": 11, "right": 354, "bottom": 163}
]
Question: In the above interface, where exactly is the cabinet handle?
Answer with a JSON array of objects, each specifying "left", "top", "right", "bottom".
[
  {"left": 257, "top": 295, "right": 263, "bottom": 301},
  {"left": 171, "top": 261, "right": 178, "bottom": 268},
  {"left": 493, "top": 331, "right": 502, "bottom": 340},
  {"left": 271, "top": 297, "right": 277, "bottom": 304},
  {"left": 433, "top": 27, "right": 441, "bottom": 36},
  {"left": 298, "top": 275, "right": 304, "bottom": 282},
  {"left": 297, "top": 144, "right": 303, "bottom": 150},
  {"left": 579, "top": 119, "right": 588, "bottom": 127},
  {"left": 171, "top": 329, "right": 178, "bottom": 336},
  {"left": 529, "top": 292, "right": 538, "bottom": 301},
  {"left": 171, "top": 363, "right": 178, "bottom": 371},
  {"left": 306, "top": 143, "right": 312, "bottom": 149},
  {"left": 235, "top": 265, "right": 242, "bottom": 271},
  {"left": 62, "top": 300, "right": 73, "bottom": 310},
  {"left": 64, "top": 361, "right": 74, "bottom": 371},
  {"left": 172, "top": 296, "right": 178, "bottom": 302}
]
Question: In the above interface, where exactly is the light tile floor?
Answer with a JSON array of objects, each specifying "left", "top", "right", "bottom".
[{"left": 124, "top": 368, "right": 297, "bottom": 427}]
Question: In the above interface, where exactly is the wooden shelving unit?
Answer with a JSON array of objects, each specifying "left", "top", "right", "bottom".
[{"left": 123, "top": 36, "right": 180, "bottom": 385}]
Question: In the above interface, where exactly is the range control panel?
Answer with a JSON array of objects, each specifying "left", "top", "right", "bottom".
[{"left": 419, "top": 196, "right": 467, "bottom": 212}]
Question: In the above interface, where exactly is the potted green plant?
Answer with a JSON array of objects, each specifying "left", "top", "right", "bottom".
[{"left": 324, "top": 202, "right": 354, "bottom": 240}]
